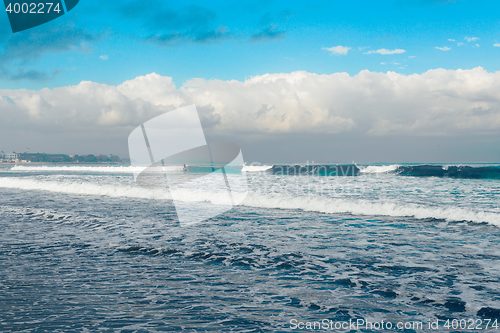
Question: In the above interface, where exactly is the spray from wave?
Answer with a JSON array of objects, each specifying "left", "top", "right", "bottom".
[
  {"left": 357, "top": 164, "right": 400, "bottom": 174},
  {"left": 242, "top": 165, "right": 273, "bottom": 172}
]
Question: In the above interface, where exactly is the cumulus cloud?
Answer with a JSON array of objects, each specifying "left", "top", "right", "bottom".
[
  {"left": 322, "top": 46, "right": 351, "bottom": 55},
  {"left": 0, "top": 80, "right": 169, "bottom": 131},
  {"left": 100, "top": 55, "right": 109, "bottom": 60},
  {"left": 1, "top": 68, "right": 500, "bottom": 143},
  {"left": 495, "top": 43, "right": 500, "bottom": 47},
  {"left": 448, "top": 39, "right": 455, "bottom": 42},
  {"left": 435, "top": 46, "right": 451, "bottom": 51},
  {"left": 364, "top": 48, "right": 406, "bottom": 55}
]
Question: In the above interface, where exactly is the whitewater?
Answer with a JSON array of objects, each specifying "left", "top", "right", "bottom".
[
  {"left": 2, "top": 163, "right": 500, "bottom": 332},
  {"left": 1, "top": 163, "right": 499, "bottom": 224},
  {"left": 0, "top": 176, "right": 499, "bottom": 225}
]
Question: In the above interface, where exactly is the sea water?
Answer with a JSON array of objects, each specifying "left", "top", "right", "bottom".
[{"left": 1, "top": 163, "right": 500, "bottom": 332}]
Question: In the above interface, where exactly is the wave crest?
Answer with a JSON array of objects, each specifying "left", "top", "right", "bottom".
[{"left": 1, "top": 178, "right": 498, "bottom": 225}]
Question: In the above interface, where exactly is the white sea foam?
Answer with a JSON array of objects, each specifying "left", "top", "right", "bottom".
[
  {"left": 9, "top": 165, "right": 182, "bottom": 173},
  {"left": 358, "top": 164, "right": 400, "bottom": 174},
  {"left": 0, "top": 178, "right": 498, "bottom": 225},
  {"left": 242, "top": 165, "right": 273, "bottom": 172},
  {"left": 242, "top": 192, "right": 500, "bottom": 225},
  {"left": 0, "top": 178, "right": 172, "bottom": 200},
  {"left": 0, "top": 178, "right": 240, "bottom": 205}
]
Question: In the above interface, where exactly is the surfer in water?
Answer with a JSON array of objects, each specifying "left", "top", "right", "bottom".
[{"left": 182, "top": 164, "right": 188, "bottom": 172}]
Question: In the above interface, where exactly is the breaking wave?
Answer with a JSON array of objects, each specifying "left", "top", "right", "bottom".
[
  {"left": 0, "top": 178, "right": 171, "bottom": 200},
  {"left": 7, "top": 163, "right": 500, "bottom": 179},
  {"left": 242, "top": 192, "right": 500, "bottom": 225},
  {"left": 242, "top": 165, "right": 273, "bottom": 172},
  {"left": 0, "top": 178, "right": 498, "bottom": 225},
  {"left": 396, "top": 165, "right": 500, "bottom": 179},
  {"left": 244, "top": 163, "right": 500, "bottom": 179},
  {"left": 358, "top": 164, "right": 400, "bottom": 174}
]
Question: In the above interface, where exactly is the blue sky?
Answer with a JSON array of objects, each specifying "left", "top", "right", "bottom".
[
  {"left": 1, "top": 0, "right": 500, "bottom": 162},
  {"left": 0, "top": 0, "right": 499, "bottom": 90}
]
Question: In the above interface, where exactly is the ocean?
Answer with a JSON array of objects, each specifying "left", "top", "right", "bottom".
[{"left": 1, "top": 163, "right": 500, "bottom": 332}]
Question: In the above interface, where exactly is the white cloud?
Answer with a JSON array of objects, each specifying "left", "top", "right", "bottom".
[
  {"left": 457, "top": 42, "right": 464, "bottom": 46},
  {"left": 322, "top": 45, "right": 351, "bottom": 55},
  {"left": 476, "top": 44, "right": 480, "bottom": 47},
  {"left": 435, "top": 46, "right": 451, "bottom": 51},
  {"left": 364, "top": 48, "right": 406, "bottom": 55},
  {"left": 118, "top": 73, "right": 185, "bottom": 107},
  {"left": 494, "top": 43, "right": 500, "bottom": 47},
  {"left": 465, "top": 37, "right": 479, "bottom": 42},
  {"left": 448, "top": 39, "right": 455, "bottom": 42},
  {"left": 409, "top": 56, "right": 416, "bottom": 58},
  {"left": 99, "top": 55, "right": 109, "bottom": 60},
  {"left": 1, "top": 68, "right": 500, "bottom": 141}
]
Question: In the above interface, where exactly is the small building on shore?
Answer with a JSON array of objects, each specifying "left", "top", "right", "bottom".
[{"left": 0, "top": 152, "right": 19, "bottom": 162}]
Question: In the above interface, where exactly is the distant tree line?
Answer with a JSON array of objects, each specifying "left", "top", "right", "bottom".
[{"left": 17, "top": 153, "right": 130, "bottom": 164}]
